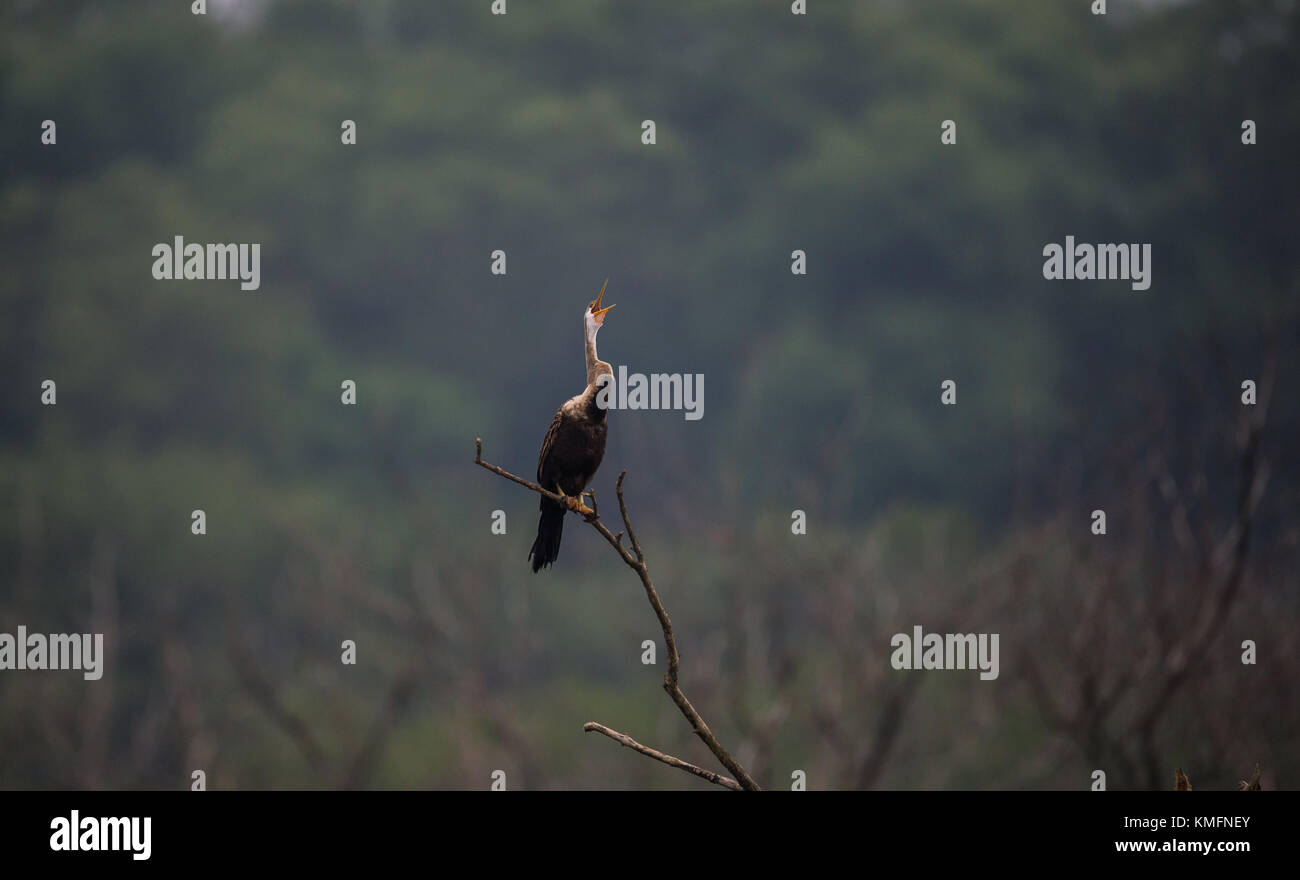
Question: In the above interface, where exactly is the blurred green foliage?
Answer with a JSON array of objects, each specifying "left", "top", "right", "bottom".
[{"left": 0, "top": 0, "right": 1295, "bottom": 789}]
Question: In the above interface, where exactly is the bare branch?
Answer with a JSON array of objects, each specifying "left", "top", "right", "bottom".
[
  {"left": 582, "top": 722, "right": 742, "bottom": 791},
  {"left": 475, "top": 437, "right": 594, "bottom": 516},
  {"left": 616, "top": 471, "right": 644, "bottom": 562},
  {"left": 476, "top": 438, "right": 761, "bottom": 790}
]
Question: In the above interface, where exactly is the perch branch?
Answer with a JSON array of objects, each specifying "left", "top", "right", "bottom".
[
  {"left": 475, "top": 437, "right": 595, "bottom": 516},
  {"left": 475, "top": 437, "right": 761, "bottom": 791},
  {"left": 583, "top": 722, "right": 741, "bottom": 790}
]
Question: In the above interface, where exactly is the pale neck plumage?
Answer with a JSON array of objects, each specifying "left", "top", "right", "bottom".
[{"left": 584, "top": 317, "right": 611, "bottom": 387}]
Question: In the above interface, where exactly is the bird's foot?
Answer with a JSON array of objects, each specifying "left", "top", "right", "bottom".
[{"left": 554, "top": 487, "right": 581, "bottom": 513}]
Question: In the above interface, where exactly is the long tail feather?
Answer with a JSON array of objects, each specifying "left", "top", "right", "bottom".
[{"left": 529, "top": 497, "right": 566, "bottom": 572}]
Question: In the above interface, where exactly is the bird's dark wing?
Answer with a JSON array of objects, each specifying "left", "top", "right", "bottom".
[{"left": 536, "top": 408, "right": 565, "bottom": 484}]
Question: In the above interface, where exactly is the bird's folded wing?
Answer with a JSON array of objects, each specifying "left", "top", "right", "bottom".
[{"left": 536, "top": 408, "right": 565, "bottom": 481}]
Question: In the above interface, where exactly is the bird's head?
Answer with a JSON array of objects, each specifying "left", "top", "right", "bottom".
[{"left": 585, "top": 278, "right": 615, "bottom": 335}]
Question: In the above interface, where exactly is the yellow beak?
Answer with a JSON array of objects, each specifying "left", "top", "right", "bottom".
[{"left": 592, "top": 278, "right": 615, "bottom": 319}]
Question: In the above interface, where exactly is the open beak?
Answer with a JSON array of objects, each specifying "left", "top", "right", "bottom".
[{"left": 591, "top": 278, "right": 615, "bottom": 322}]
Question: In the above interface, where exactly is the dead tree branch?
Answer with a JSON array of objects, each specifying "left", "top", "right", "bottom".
[
  {"left": 582, "top": 722, "right": 742, "bottom": 790},
  {"left": 475, "top": 437, "right": 761, "bottom": 791}
]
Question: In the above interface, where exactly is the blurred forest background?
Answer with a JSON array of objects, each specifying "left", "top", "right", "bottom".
[{"left": 1, "top": 0, "right": 1297, "bottom": 790}]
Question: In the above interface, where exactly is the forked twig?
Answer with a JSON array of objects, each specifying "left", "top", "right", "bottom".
[{"left": 583, "top": 722, "right": 741, "bottom": 790}]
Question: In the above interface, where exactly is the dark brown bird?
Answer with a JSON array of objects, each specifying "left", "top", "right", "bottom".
[{"left": 529, "top": 280, "right": 615, "bottom": 572}]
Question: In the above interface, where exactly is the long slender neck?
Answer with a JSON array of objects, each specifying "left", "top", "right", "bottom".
[{"left": 584, "top": 321, "right": 609, "bottom": 387}]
